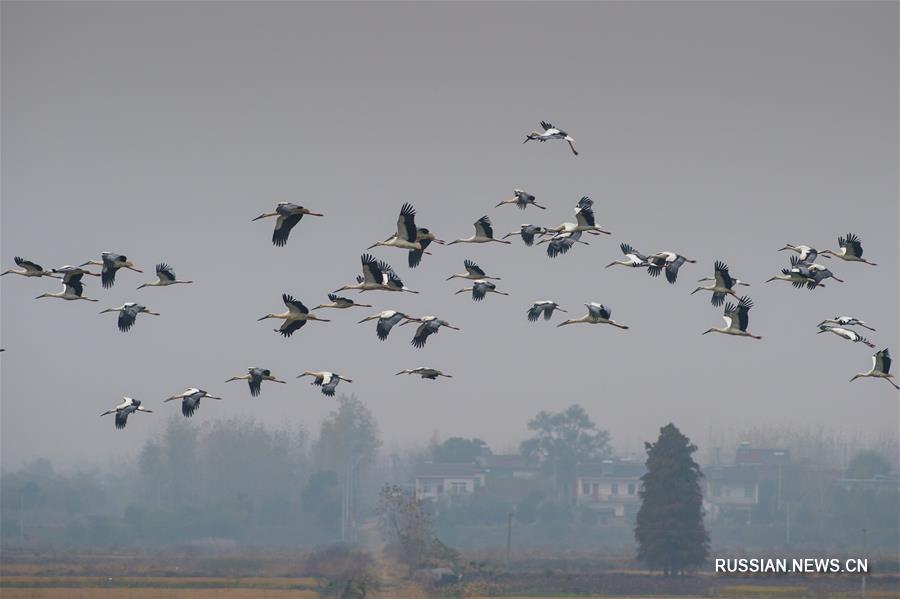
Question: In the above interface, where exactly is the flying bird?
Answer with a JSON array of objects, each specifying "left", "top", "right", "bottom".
[
  {"left": 502, "top": 224, "right": 547, "bottom": 246},
  {"left": 164, "top": 388, "right": 222, "bottom": 418},
  {"left": 527, "top": 301, "right": 566, "bottom": 322},
  {"left": 778, "top": 244, "right": 823, "bottom": 262},
  {"left": 702, "top": 296, "right": 761, "bottom": 339},
  {"left": 35, "top": 273, "right": 98, "bottom": 302},
  {"left": 334, "top": 255, "right": 417, "bottom": 293},
  {"left": 298, "top": 371, "right": 352, "bottom": 396},
  {"left": 99, "top": 303, "right": 160, "bottom": 332},
  {"left": 851, "top": 349, "right": 898, "bottom": 389},
  {"left": 408, "top": 228, "right": 444, "bottom": 268},
  {"left": 226, "top": 367, "right": 286, "bottom": 397},
  {"left": 766, "top": 256, "right": 824, "bottom": 289},
  {"left": 805, "top": 262, "right": 843, "bottom": 286},
  {"left": 396, "top": 367, "right": 452, "bottom": 380},
  {"left": 252, "top": 203, "right": 323, "bottom": 247},
  {"left": 358, "top": 310, "right": 409, "bottom": 341},
  {"left": 314, "top": 294, "right": 372, "bottom": 310},
  {"left": 538, "top": 227, "right": 587, "bottom": 258},
  {"left": 258, "top": 294, "right": 330, "bottom": 337},
  {"left": 647, "top": 251, "right": 696, "bottom": 284},
  {"left": 691, "top": 261, "right": 740, "bottom": 306},
  {"left": 445, "top": 259, "right": 500, "bottom": 281},
  {"left": 817, "top": 325, "right": 875, "bottom": 348},
  {"left": 523, "top": 121, "right": 578, "bottom": 156},
  {"left": 400, "top": 316, "right": 460, "bottom": 348},
  {"left": 1, "top": 256, "right": 58, "bottom": 278},
  {"left": 606, "top": 243, "right": 650, "bottom": 269},
  {"left": 496, "top": 189, "right": 545, "bottom": 210},
  {"left": 558, "top": 303, "right": 629, "bottom": 329},
  {"left": 101, "top": 397, "right": 152, "bottom": 430},
  {"left": 455, "top": 280, "right": 509, "bottom": 302},
  {"left": 820, "top": 233, "right": 876, "bottom": 265},
  {"left": 448, "top": 216, "right": 510, "bottom": 245},
  {"left": 573, "top": 199, "right": 611, "bottom": 235},
  {"left": 137, "top": 263, "right": 192, "bottom": 289},
  {"left": 368, "top": 203, "right": 445, "bottom": 254},
  {"left": 818, "top": 316, "right": 876, "bottom": 331},
  {"left": 80, "top": 253, "right": 142, "bottom": 289}
]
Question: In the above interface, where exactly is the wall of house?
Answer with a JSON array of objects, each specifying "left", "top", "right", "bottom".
[{"left": 707, "top": 481, "right": 758, "bottom": 505}]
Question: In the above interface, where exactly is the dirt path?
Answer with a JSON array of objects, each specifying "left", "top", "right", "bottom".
[{"left": 361, "top": 517, "right": 426, "bottom": 598}]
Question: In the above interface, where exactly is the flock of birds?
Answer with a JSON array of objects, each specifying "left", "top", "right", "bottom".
[{"left": 2, "top": 121, "right": 897, "bottom": 430}]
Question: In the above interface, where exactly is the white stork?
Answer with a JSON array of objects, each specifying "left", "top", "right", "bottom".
[
  {"left": 557, "top": 303, "right": 629, "bottom": 329},
  {"left": 448, "top": 216, "right": 510, "bottom": 245},
  {"left": 396, "top": 367, "right": 452, "bottom": 380},
  {"left": 445, "top": 259, "right": 501, "bottom": 281},
  {"left": 99, "top": 303, "right": 160, "bottom": 332},
  {"left": 502, "top": 224, "right": 547, "bottom": 246},
  {"left": 298, "top": 371, "right": 352, "bottom": 396},
  {"left": 164, "top": 388, "right": 222, "bottom": 418},
  {"left": 691, "top": 261, "right": 740, "bottom": 306},
  {"left": 252, "top": 203, "right": 323, "bottom": 247},
  {"left": 226, "top": 367, "right": 286, "bottom": 397},
  {"left": 606, "top": 243, "right": 650, "bottom": 269},
  {"left": 314, "top": 294, "right": 373, "bottom": 310},
  {"left": 367, "top": 203, "right": 445, "bottom": 253},
  {"left": 766, "top": 256, "right": 824, "bottom": 289},
  {"left": 35, "top": 273, "right": 98, "bottom": 302},
  {"left": 647, "top": 251, "right": 696, "bottom": 284},
  {"left": 778, "top": 244, "right": 824, "bottom": 262},
  {"left": 527, "top": 301, "right": 566, "bottom": 322},
  {"left": 523, "top": 121, "right": 578, "bottom": 156},
  {"left": 101, "top": 397, "right": 152, "bottom": 429},
  {"left": 358, "top": 310, "right": 409, "bottom": 341},
  {"left": 496, "top": 189, "right": 546, "bottom": 210},
  {"left": 334, "top": 255, "right": 417, "bottom": 294},
  {"left": 537, "top": 227, "right": 587, "bottom": 258},
  {"left": 820, "top": 233, "right": 877, "bottom": 265},
  {"left": 817, "top": 325, "right": 875, "bottom": 348},
  {"left": 79, "top": 252, "right": 142, "bottom": 288},
  {"left": 258, "top": 294, "right": 330, "bottom": 337},
  {"left": 454, "top": 280, "right": 509, "bottom": 302},
  {"left": 137, "top": 263, "right": 192, "bottom": 289},
  {"left": 1, "top": 256, "right": 58, "bottom": 278},
  {"left": 851, "top": 349, "right": 898, "bottom": 389},
  {"left": 702, "top": 296, "right": 761, "bottom": 339},
  {"left": 818, "top": 316, "right": 876, "bottom": 331},
  {"left": 400, "top": 316, "right": 460, "bottom": 348}
]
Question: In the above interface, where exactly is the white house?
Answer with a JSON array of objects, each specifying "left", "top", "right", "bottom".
[
  {"left": 414, "top": 462, "right": 486, "bottom": 501},
  {"left": 575, "top": 460, "right": 644, "bottom": 521}
]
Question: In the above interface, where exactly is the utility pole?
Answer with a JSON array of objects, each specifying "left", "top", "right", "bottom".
[
  {"left": 861, "top": 527, "right": 867, "bottom": 599},
  {"left": 785, "top": 502, "right": 791, "bottom": 545},
  {"left": 506, "top": 511, "right": 513, "bottom": 569}
]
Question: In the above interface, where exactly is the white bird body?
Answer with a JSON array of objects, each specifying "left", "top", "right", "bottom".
[
  {"left": 400, "top": 315, "right": 460, "bottom": 348},
  {"left": 851, "top": 349, "right": 898, "bottom": 389},
  {"left": 80, "top": 252, "right": 142, "bottom": 289},
  {"left": 226, "top": 367, "right": 286, "bottom": 397},
  {"left": 101, "top": 397, "right": 152, "bottom": 429},
  {"left": 558, "top": 303, "right": 628, "bottom": 329},
  {"left": 335, "top": 254, "right": 417, "bottom": 294},
  {"left": 779, "top": 244, "right": 822, "bottom": 262},
  {"left": 448, "top": 216, "right": 510, "bottom": 245},
  {"left": 606, "top": 243, "right": 649, "bottom": 269},
  {"left": 35, "top": 273, "right": 98, "bottom": 302},
  {"left": 395, "top": 367, "right": 452, "bottom": 380},
  {"left": 298, "top": 371, "right": 352, "bottom": 396},
  {"left": 496, "top": 189, "right": 545, "bottom": 210},
  {"left": 820, "top": 233, "right": 877, "bottom": 265},
  {"left": 314, "top": 294, "right": 372, "bottom": 310},
  {"left": 818, "top": 316, "right": 875, "bottom": 331},
  {"left": 691, "top": 261, "right": 740, "bottom": 307},
  {"left": 527, "top": 301, "right": 566, "bottom": 322},
  {"left": 100, "top": 302, "right": 160, "bottom": 332},
  {"left": 502, "top": 224, "right": 547, "bottom": 246},
  {"left": 258, "top": 294, "right": 330, "bottom": 337},
  {"left": 703, "top": 296, "right": 761, "bottom": 339},
  {"left": 164, "top": 388, "right": 222, "bottom": 418},
  {"left": 358, "top": 310, "right": 409, "bottom": 340},
  {"left": 252, "top": 203, "right": 323, "bottom": 247},
  {"left": 446, "top": 259, "right": 500, "bottom": 281},
  {"left": 368, "top": 203, "right": 445, "bottom": 252},
  {"left": 1, "top": 256, "right": 59, "bottom": 278},
  {"left": 138, "top": 263, "right": 192, "bottom": 289},
  {"left": 646, "top": 251, "right": 696, "bottom": 284},
  {"left": 817, "top": 325, "right": 874, "bottom": 347},
  {"left": 523, "top": 121, "right": 578, "bottom": 155},
  {"left": 455, "top": 280, "right": 509, "bottom": 301}
]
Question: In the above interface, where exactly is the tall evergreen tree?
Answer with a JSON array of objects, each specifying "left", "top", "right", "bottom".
[{"left": 635, "top": 423, "right": 709, "bottom": 575}]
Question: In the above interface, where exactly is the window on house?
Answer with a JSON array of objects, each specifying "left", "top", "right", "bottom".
[
  {"left": 450, "top": 482, "right": 467, "bottom": 495},
  {"left": 627, "top": 483, "right": 636, "bottom": 495},
  {"left": 611, "top": 483, "right": 619, "bottom": 495},
  {"left": 713, "top": 483, "right": 722, "bottom": 497},
  {"left": 744, "top": 485, "right": 754, "bottom": 498},
  {"left": 422, "top": 482, "right": 431, "bottom": 493},
  {"left": 582, "top": 481, "right": 589, "bottom": 495}
]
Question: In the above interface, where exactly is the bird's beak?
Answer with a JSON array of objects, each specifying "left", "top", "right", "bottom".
[
  {"left": 99, "top": 308, "right": 113, "bottom": 314},
  {"left": 778, "top": 246, "right": 790, "bottom": 251},
  {"left": 357, "top": 316, "right": 373, "bottom": 324},
  {"left": 149, "top": 312, "right": 160, "bottom": 316},
  {"left": 78, "top": 261, "right": 91, "bottom": 267},
  {"left": 433, "top": 239, "right": 445, "bottom": 245},
  {"left": 258, "top": 315, "right": 270, "bottom": 321},
  {"left": 690, "top": 288, "right": 700, "bottom": 295},
  {"left": 765, "top": 278, "right": 776, "bottom": 283},
  {"left": 395, "top": 371, "right": 404, "bottom": 376},
  {"left": 252, "top": 213, "right": 271, "bottom": 221},
  {"left": 558, "top": 308, "right": 567, "bottom": 313},
  {"left": 701, "top": 329, "right": 712, "bottom": 335}
]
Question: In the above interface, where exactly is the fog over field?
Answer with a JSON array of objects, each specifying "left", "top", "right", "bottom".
[{"left": 2, "top": 1, "right": 898, "bottom": 471}]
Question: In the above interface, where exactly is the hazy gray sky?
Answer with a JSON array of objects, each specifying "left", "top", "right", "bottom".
[{"left": 2, "top": 1, "right": 898, "bottom": 469}]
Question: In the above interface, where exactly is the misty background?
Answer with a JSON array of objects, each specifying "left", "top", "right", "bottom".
[{"left": 2, "top": 1, "right": 897, "bottom": 478}]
